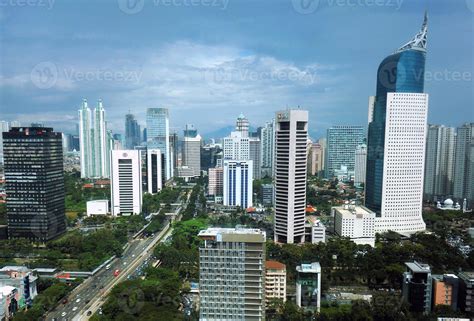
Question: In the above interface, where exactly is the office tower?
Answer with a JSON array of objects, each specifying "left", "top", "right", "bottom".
[
  {"left": 142, "top": 128, "right": 147, "bottom": 143},
  {"left": 146, "top": 108, "right": 172, "bottom": 180},
  {"left": 402, "top": 261, "right": 432, "bottom": 314},
  {"left": 274, "top": 109, "right": 308, "bottom": 244},
  {"left": 125, "top": 114, "right": 141, "bottom": 149},
  {"left": 223, "top": 160, "right": 253, "bottom": 208},
  {"left": 260, "top": 121, "right": 274, "bottom": 178},
  {"left": 201, "top": 141, "right": 222, "bottom": 171},
  {"left": 458, "top": 271, "right": 474, "bottom": 313},
  {"left": 325, "top": 126, "right": 365, "bottom": 179},
  {"left": 431, "top": 274, "right": 459, "bottom": 311},
  {"left": 111, "top": 150, "right": 142, "bottom": 216},
  {"left": 296, "top": 262, "right": 321, "bottom": 312},
  {"left": 354, "top": 144, "right": 367, "bottom": 186},
  {"left": 368, "top": 96, "right": 375, "bottom": 123},
  {"left": 265, "top": 261, "right": 287, "bottom": 305},
  {"left": 208, "top": 167, "right": 223, "bottom": 196},
  {"left": 182, "top": 124, "right": 201, "bottom": 177},
  {"left": 0, "top": 121, "right": 10, "bottom": 164},
  {"left": 308, "top": 142, "right": 324, "bottom": 176},
  {"left": 424, "top": 125, "right": 456, "bottom": 200},
  {"left": 249, "top": 138, "right": 261, "bottom": 179},
  {"left": 366, "top": 14, "right": 429, "bottom": 234},
  {"left": 78, "top": 99, "right": 112, "bottom": 178},
  {"left": 3, "top": 127, "right": 66, "bottom": 241},
  {"left": 262, "top": 184, "right": 274, "bottom": 206},
  {"left": 170, "top": 132, "right": 179, "bottom": 171},
  {"left": 223, "top": 131, "right": 250, "bottom": 160},
  {"left": 235, "top": 113, "right": 249, "bottom": 137},
  {"left": 453, "top": 123, "right": 474, "bottom": 206},
  {"left": 333, "top": 204, "right": 376, "bottom": 247},
  {"left": 198, "top": 228, "right": 266, "bottom": 321},
  {"left": 147, "top": 149, "right": 162, "bottom": 194}
]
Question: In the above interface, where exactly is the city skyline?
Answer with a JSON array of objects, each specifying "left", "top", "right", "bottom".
[{"left": 1, "top": 1, "right": 472, "bottom": 138}]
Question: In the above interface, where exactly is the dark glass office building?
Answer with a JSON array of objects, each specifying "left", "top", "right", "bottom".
[
  {"left": 3, "top": 127, "right": 66, "bottom": 241},
  {"left": 365, "top": 15, "right": 428, "bottom": 214}
]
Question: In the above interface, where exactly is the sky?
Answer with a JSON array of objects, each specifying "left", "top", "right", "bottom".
[{"left": 0, "top": 0, "right": 473, "bottom": 139}]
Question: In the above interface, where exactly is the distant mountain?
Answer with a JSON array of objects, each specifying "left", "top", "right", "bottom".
[{"left": 201, "top": 125, "right": 258, "bottom": 141}]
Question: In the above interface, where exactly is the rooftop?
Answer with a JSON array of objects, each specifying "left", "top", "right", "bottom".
[
  {"left": 296, "top": 262, "right": 321, "bottom": 273},
  {"left": 333, "top": 204, "right": 375, "bottom": 218},
  {"left": 405, "top": 261, "right": 431, "bottom": 273},
  {"left": 266, "top": 261, "right": 286, "bottom": 270},
  {"left": 199, "top": 227, "right": 266, "bottom": 243}
]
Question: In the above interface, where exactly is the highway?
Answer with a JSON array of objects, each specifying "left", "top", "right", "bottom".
[{"left": 47, "top": 191, "right": 188, "bottom": 321}]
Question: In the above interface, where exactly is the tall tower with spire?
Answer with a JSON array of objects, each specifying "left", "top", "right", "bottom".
[
  {"left": 236, "top": 113, "right": 249, "bottom": 137},
  {"left": 365, "top": 14, "right": 429, "bottom": 235}
]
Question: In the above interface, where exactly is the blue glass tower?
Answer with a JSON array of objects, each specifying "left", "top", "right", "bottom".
[{"left": 365, "top": 14, "right": 428, "bottom": 214}]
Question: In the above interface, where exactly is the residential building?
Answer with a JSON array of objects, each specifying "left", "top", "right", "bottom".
[
  {"left": 125, "top": 113, "right": 141, "bottom": 149},
  {"left": 325, "top": 126, "right": 365, "bottom": 179},
  {"left": 86, "top": 200, "right": 109, "bottom": 216},
  {"left": 249, "top": 138, "right": 261, "bottom": 179},
  {"left": 308, "top": 142, "right": 324, "bottom": 177},
  {"left": 147, "top": 149, "right": 163, "bottom": 194},
  {"left": 366, "top": 14, "right": 429, "bottom": 235},
  {"left": 223, "top": 160, "right": 253, "bottom": 208},
  {"left": 260, "top": 121, "right": 274, "bottom": 178},
  {"left": 78, "top": 99, "right": 93, "bottom": 177},
  {"left": 262, "top": 184, "right": 274, "bottom": 206},
  {"left": 305, "top": 219, "right": 326, "bottom": 244},
  {"left": 265, "top": 261, "right": 286, "bottom": 305},
  {"left": 402, "top": 261, "right": 432, "bottom": 314},
  {"left": 3, "top": 127, "right": 66, "bottom": 241},
  {"left": 333, "top": 204, "right": 376, "bottom": 247},
  {"left": 274, "top": 109, "right": 308, "bottom": 244},
  {"left": 431, "top": 274, "right": 459, "bottom": 311},
  {"left": 458, "top": 271, "right": 474, "bottom": 313},
  {"left": 146, "top": 108, "right": 172, "bottom": 180},
  {"left": 208, "top": 167, "right": 223, "bottom": 196},
  {"left": 198, "top": 228, "right": 266, "bottom": 321},
  {"left": 453, "top": 123, "right": 474, "bottom": 207},
  {"left": 354, "top": 144, "right": 367, "bottom": 186},
  {"left": 424, "top": 125, "right": 456, "bottom": 200},
  {"left": 296, "top": 262, "right": 321, "bottom": 312},
  {"left": 111, "top": 150, "right": 142, "bottom": 216},
  {"left": 182, "top": 124, "right": 201, "bottom": 177}
]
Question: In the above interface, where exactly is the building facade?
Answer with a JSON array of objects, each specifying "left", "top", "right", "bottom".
[
  {"left": 208, "top": 167, "right": 223, "bottom": 197},
  {"left": 223, "top": 160, "right": 253, "bottom": 208},
  {"left": 366, "top": 15, "right": 429, "bottom": 235},
  {"left": 198, "top": 228, "right": 266, "bottom": 321},
  {"left": 182, "top": 124, "right": 201, "bottom": 177},
  {"left": 274, "top": 109, "right": 308, "bottom": 244},
  {"left": 458, "top": 271, "right": 474, "bottom": 313},
  {"left": 308, "top": 142, "right": 324, "bottom": 177},
  {"left": 125, "top": 113, "right": 141, "bottom": 149},
  {"left": 260, "top": 121, "right": 274, "bottom": 178},
  {"left": 453, "top": 123, "right": 474, "bottom": 207},
  {"left": 3, "top": 127, "right": 66, "bottom": 241},
  {"left": 265, "top": 261, "right": 286, "bottom": 305},
  {"left": 333, "top": 204, "right": 376, "bottom": 247},
  {"left": 402, "top": 261, "right": 432, "bottom": 314},
  {"left": 431, "top": 274, "right": 459, "bottom": 311},
  {"left": 249, "top": 138, "right": 261, "bottom": 180},
  {"left": 354, "top": 144, "right": 367, "bottom": 186},
  {"left": 111, "top": 150, "right": 142, "bottom": 216},
  {"left": 146, "top": 149, "right": 163, "bottom": 194},
  {"left": 146, "top": 108, "right": 172, "bottom": 180},
  {"left": 223, "top": 131, "right": 250, "bottom": 161},
  {"left": 296, "top": 262, "right": 321, "bottom": 312}
]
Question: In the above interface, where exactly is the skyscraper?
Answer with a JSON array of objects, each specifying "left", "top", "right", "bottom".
[
  {"left": 78, "top": 99, "right": 112, "bottom": 178},
  {"left": 424, "top": 125, "right": 456, "bottom": 200},
  {"left": 249, "top": 138, "right": 261, "bottom": 179},
  {"left": 198, "top": 228, "right": 266, "bottom": 321},
  {"left": 147, "top": 149, "right": 163, "bottom": 194},
  {"left": 146, "top": 108, "right": 172, "bottom": 180},
  {"left": 325, "top": 126, "right": 365, "bottom": 179},
  {"left": 3, "top": 127, "right": 66, "bottom": 241},
  {"left": 125, "top": 113, "right": 141, "bottom": 149},
  {"left": 0, "top": 121, "right": 10, "bottom": 164},
  {"left": 223, "top": 131, "right": 250, "bottom": 160},
  {"left": 182, "top": 124, "right": 201, "bottom": 177},
  {"left": 308, "top": 142, "right": 324, "bottom": 177},
  {"left": 354, "top": 144, "right": 367, "bottom": 186},
  {"left": 366, "top": 14, "right": 429, "bottom": 234},
  {"left": 260, "top": 121, "right": 274, "bottom": 178},
  {"left": 453, "top": 123, "right": 474, "bottom": 206},
  {"left": 235, "top": 113, "right": 250, "bottom": 137},
  {"left": 274, "top": 109, "right": 308, "bottom": 244},
  {"left": 111, "top": 150, "right": 142, "bottom": 216},
  {"left": 223, "top": 160, "right": 253, "bottom": 208}
]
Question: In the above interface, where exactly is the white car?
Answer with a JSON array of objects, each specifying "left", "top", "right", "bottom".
[
  {"left": 72, "top": 307, "right": 78, "bottom": 312},
  {"left": 61, "top": 312, "right": 67, "bottom": 317},
  {"left": 76, "top": 298, "right": 81, "bottom": 303}
]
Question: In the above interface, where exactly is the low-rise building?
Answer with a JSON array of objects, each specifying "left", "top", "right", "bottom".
[
  {"left": 265, "top": 261, "right": 286, "bottom": 305},
  {"left": 296, "top": 262, "right": 321, "bottom": 312},
  {"left": 0, "top": 266, "right": 37, "bottom": 309},
  {"left": 0, "top": 285, "right": 20, "bottom": 321},
  {"left": 458, "top": 271, "right": 474, "bottom": 313},
  {"left": 86, "top": 200, "right": 109, "bottom": 216},
  {"left": 432, "top": 274, "right": 459, "bottom": 311},
  {"left": 333, "top": 204, "right": 375, "bottom": 247},
  {"left": 305, "top": 219, "right": 326, "bottom": 244},
  {"left": 402, "top": 261, "right": 432, "bottom": 314}
]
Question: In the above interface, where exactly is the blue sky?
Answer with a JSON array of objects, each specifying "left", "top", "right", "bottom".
[{"left": 0, "top": 0, "right": 472, "bottom": 139}]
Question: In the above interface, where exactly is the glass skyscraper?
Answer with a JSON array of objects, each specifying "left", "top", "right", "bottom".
[
  {"left": 125, "top": 113, "right": 141, "bottom": 149},
  {"left": 146, "top": 108, "right": 172, "bottom": 179},
  {"left": 366, "top": 14, "right": 429, "bottom": 234}
]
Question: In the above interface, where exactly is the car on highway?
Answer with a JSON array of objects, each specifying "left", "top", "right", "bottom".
[
  {"left": 72, "top": 307, "right": 78, "bottom": 312},
  {"left": 105, "top": 264, "right": 111, "bottom": 270},
  {"left": 61, "top": 312, "right": 67, "bottom": 317},
  {"left": 75, "top": 298, "right": 81, "bottom": 303}
]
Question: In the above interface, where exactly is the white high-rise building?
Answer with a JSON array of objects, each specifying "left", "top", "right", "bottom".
[
  {"left": 0, "top": 121, "right": 10, "bottom": 164},
  {"left": 375, "top": 93, "right": 428, "bottom": 234},
  {"left": 333, "top": 204, "right": 376, "bottom": 247},
  {"left": 111, "top": 150, "right": 142, "bottom": 216},
  {"left": 223, "top": 131, "right": 250, "bottom": 160},
  {"left": 260, "top": 120, "right": 274, "bottom": 178},
  {"left": 235, "top": 113, "right": 250, "bottom": 137},
  {"left": 182, "top": 124, "right": 201, "bottom": 177},
  {"left": 79, "top": 99, "right": 93, "bottom": 178},
  {"left": 274, "top": 109, "right": 308, "bottom": 244},
  {"left": 354, "top": 144, "right": 367, "bottom": 186},
  {"left": 94, "top": 99, "right": 109, "bottom": 177},
  {"left": 368, "top": 96, "right": 375, "bottom": 123},
  {"left": 223, "top": 160, "right": 253, "bottom": 208},
  {"left": 453, "top": 123, "right": 474, "bottom": 207},
  {"left": 147, "top": 149, "right": 162, "bottom": 194},
  {"left": 146, "top": 108, "right": 172, "bottom": 180}
]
